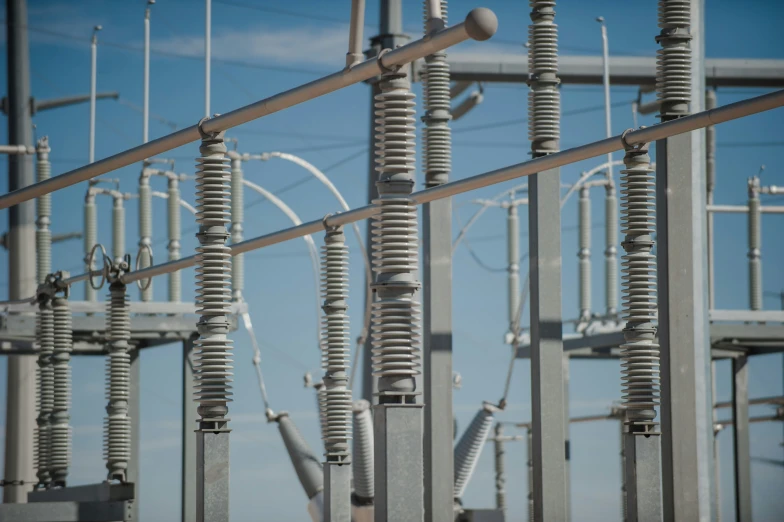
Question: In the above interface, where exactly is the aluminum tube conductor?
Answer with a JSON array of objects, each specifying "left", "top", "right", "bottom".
[
  {"left": 0, "top": 8, "right": 497, "bottom": 211},
  {"left": 346, "top": 0, "right": 366, "bottom": 67}
]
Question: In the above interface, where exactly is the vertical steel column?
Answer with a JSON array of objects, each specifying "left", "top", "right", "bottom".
[
  {"left": 705, "top": 89, "right": 716, "bottom": 309},
  {"left": 89, "top": 26, "right": 100, "bottom": 164},
  {"left": 128, "top": 348, "right": 141, "bottom": 522},
  {"left": 731, "top": 356, "right": 752, "bottom": 522},
  {"left": 138, "top": 172, "right": 153, "bottom": 301},
  {"left": 362, "top": 0, "right": 408, "bottom": 404},
  {"left": 4, "top": 0, "right": 37, "bottom": 502},
  {"left": 193, "top": 123, "right": 232, "bottom": 522},
  {"left": 168, "top": 176, "right": 182, "bottom": 302},
  {"left": 527, "top": 1, "right": 567, "bottom": 520},
  {"left": 321, "top": 226, "right": 352, "bottom": 522},
  {"left": 493, "top": 423, "right": 506, "bottom": 513},
  {"left": 230, "top": 157, "right": 244, "bottom": 301},
  {"left": 507, "top": 203, "right": 520, "bottom": 333},
  {"left": 421, "top": 1, "right": 454, "bottom": 517},
  {"left": 619, "top": 419, "right": 627, "bottom": 522},
  {"left": 563, "top": 353, "right": 571, "bottom": 521},
  {"left": 181, "top": 337, "right": 197, "bottom": 522},
  {"left": 711, "top": 362, "right": 721, "bottom": 522},
  {"left": 50, "top": 282, "right": 72, "bottom": 488},
  {"left": 747, "top": 177, "right": 761, "bottom": 311},
  {"left": 35, "top": 292, "right": 54, "bottom": 488},
  {"left": 578, "top": 186, "right": 591, "bottom": 323},
  {"left": 371, "top": 63, "right": 424, "bottom": 522},
  {"left": 526, "top": 427, "right": 533, "bottom": 522},
  {"left": 84, "top": 190, "right": 97, "bottom": 302},
  {"left": 619, "top": 143, "right": 662, "bottom": 520},
  {"left": 656, "top": 1, "right": 713, "bottom": 519}
]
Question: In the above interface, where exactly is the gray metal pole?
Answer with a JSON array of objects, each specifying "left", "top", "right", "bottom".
[
  {"left": 657, "top": 1, "right": 714, "bottom": 519},
  {"left": 527, "top": 2, "right": 567, "bottom": 520},
  {"left": 143, "top": 2, "right": 151, "bottom": 144},
  {"left": 205, "top": 0, "right": 211, "bottom": 118},
  {"left": 597, "top": 17, "right": 613, "bottom": 183},
  {"left": 230, "top": 158, "right": 244, "bottom": 301},
  {"left": 563, "top": 354, "right": 571, "bottom": 522},
  {"left": 526, "top": 427, "right": 533, "bottom": 522},
  {"left": 128, "top": 348, "right": 141, "bottom": 522},
  {"left": 182, "top": 338, "right": 197, "bottom": 522},
  {"left": 4, "top": 0, "right": 37, "bottom": 503},
  {"left": 731, "top": 356, "right": 752, "bottom": 522},
  {"left": 89, "top": 26, "right": 101, "bottom": 164},
  {"left": 139, "top": 172, "right": 153, "bottom": 301},
  {"left": 168, "top": 176, "right": 182, "bottom": 302},
  {"left": 493, "top": 423, "right": 506, "bottom": 513},
  {"left": 578, "top": 187, "right": 591, "bottom": 323},
  {"left": 604, "top": 184, "right": 618, "bottom": 318},
  {"left": 84, "top": 190, "right": 97, "bottom": 302},
  {"left": 507, "top": 204, "right": 520, "bottom": 332},
  {"left": 706, "top": 89, "right": 716, "bottom": 309},
  {"left": 422, "top": 1, "right": 454, "bottom": 518}
]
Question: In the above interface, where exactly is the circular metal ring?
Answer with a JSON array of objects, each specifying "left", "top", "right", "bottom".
[
  {"left": 88, "top": 243, "right": 108, "bottom": 290},
  {"left": 135, "top": 244, "right": 154, "bottom": 291}
]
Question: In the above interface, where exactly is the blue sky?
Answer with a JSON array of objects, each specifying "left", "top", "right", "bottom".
[{"left": 1, "top": 0, "right": 783, "bottom": 520}]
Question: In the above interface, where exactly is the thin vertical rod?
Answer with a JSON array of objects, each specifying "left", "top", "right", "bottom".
[
  {"left": 598, "top": 18, "right": 613, "bottom": 183},
  {"left": 347, "top": 0, "right": 365, "bottom": 68},
  {"left": 143, "top": 3, "right": 151, "bottom": 144},
  {"left": 205, "top": 0, "right": 211, "bottom": 118},
  {"left": 705, "top": 88, "right": 716, "bottom": 309},
  {"left": 181, "top": 338, "right": 197, "bottom": 522},
  {"left": 89, "top": 27, "right": 100, "bottom": 164}
]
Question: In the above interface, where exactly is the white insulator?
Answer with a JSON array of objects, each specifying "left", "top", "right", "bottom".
[
  {"left": 105, "top": 280, "right": 131, "bottom": 481},
  {"left": 454, "top": 403, "right": 496, "bottom": 499},
  {"left": 352, "top": 400, "right": 374, "bottom": 501},
  {"left": 84, "top": 194, "right": 97, "bottom": 302},
  {"left": 578, "top": 187, "right": 591, "bottom": 319},
  {"left": 51, "top": 295, "right": 73, "bottom": 486},
  {"left": 194, "top": 128, "right": 233, "bottom": 422},
  {"left": 138, "top": 176, "right": 153, "bottom": 301},
  {"left": 36, "top": 138, "right": 51, "bottom": 285},
  {"left": 527, "top": 0, "right": 560, "bottom": 155},
  {"left": 316, "top": 383, "right": 328, "bottom": 445},
  {"left": 371, "top": 68, "right": 422, "bottom": 397},
  {"left": 619, "top": 146, "right": 660, "bottom": 427},
  {"left": 421, "top": 0, "right": 451, "bottom": 187},
  {"left": 230, "top": 158, "right": 244, "bottom": 300},
  {"left": 277, "top": 412, "right": 324, "bottom": 500},
  {"left": 656, "top": 0, "right": 692, "bottom": 119},
  {"left": 605, "top": 187, "right": 618, "bottom": 316},
  {"left": 36, "top": 299, "right": 54, "bottom": 486},
  {"left": 748, "top": 184, "right": 762, "bottom": 311},
  {"left": 167, "top": 178, "right": 182, "bottom": 302},
  {"left": 112, "top": 197, "right": 125, "bottom": 263}
]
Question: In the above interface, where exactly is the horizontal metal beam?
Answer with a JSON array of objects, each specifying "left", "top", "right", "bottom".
[
  {"left": 707, "top": 204, "right": 784, "bottom": 214},
  {"left": 710, "top": 310, "right": 784, "bottom": 323},
  {"left": 28, "top": 483, "right": 134, "bottom": 503},
  {"left": 0, "top": 501, "right": 131, "bottom": 522},
  {"left": 34, "top": 91, "right": 119, "bottom": 113},
  {"left": 714, "top": 395, "right": 784, "bottom": 410},
  {"left": 425, "top": 55, "right": 784, "bottom": 87},
  {"left": 0, "top": 10, "right": 497, "bottom": 210}
]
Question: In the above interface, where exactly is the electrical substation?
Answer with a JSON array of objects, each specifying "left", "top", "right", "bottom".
[{"left": 0, "top": 0, "right": 783, "bottom": 521}]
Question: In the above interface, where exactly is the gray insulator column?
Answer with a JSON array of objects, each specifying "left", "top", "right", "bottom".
[
  {"left": 421, "top": 0, "right": 450, "bottom": 187},
  {"left": 321, "top": 226, "right": 352, "bottom": 521},
  {"left": 605, "top": 185, "right": 618, "bottom": 318},
  {"left": 620, "top": 143, "right": 662, "bottom": 519},
  {"left": 747, "top": 177, "right": 761, "bottom": 311},
  {"left": 36, "top": 137, "right": 51, "bottom": 285},
  {"left": 112, "top": 196, "right": 125, "bottom": 264},
  {"left": 371, "top": 63, "right": 424, "bottom": 520},
  {"left": 167, "top": 176, "right": 182, "bottom": 302},
  {"left": 230, "top": 158, "right": 244, "bottom": 301},
  {"left": 84, "top": 191, "right": 97, "bottom": 302},
  {"left": 277, "top": 412, "right": 325, "bottom": 500},
  {"left": 51, "top": 290, "right": 73, "bottom": 486},
  {"left": 194, "top": 125, "right": 233, "bottom": 520},
  {"left": 453, "top": 403, "right": 496, "bottom": 499},
  {"left": 493, "top": 423, "right": 506, "bottom": 513},
  {"left": 35, "top": 294, "right": 54, "bottom": 487},
  {"left": 578, "top": 187, "right": 591, "bottom": 322},
  {"left": 655, "top": 0, "right": 692, "bottom": 119},
  {"left": 138, "top": 173, "right": 153, "bottom": 301},
  {"left": 352, "top": 400, "right": 374, "bottom": 503},
  {"left": 105, "top": 271, "right": 131, "bottom": 482},
  {"left": 507, "top": 204, "right": 520, "bottom": 331}
]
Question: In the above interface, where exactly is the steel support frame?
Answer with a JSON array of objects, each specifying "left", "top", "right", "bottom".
[
  {"left": 528, "top": 167, "right": 567, "bottom": 521},
  {"left": 623, "top": 433, "right": 663, "bottom": 521},
  {"left": 324, "top": 463, "right": 352, "bottom": 522},
  {"left": 373, "top": 404, "right": 424, "bottom": 521},
  {"left": 182, "top": 338, "right": 197, "bottom": 522},
  {"left": 127, "top": 350, "right": 140, "bottom": 521},
  {"left": 195, "top": 432, "right": 230, "bottom": 522},
  {"left": 731, "top": 356, "right": 752, "bottom": 522}
]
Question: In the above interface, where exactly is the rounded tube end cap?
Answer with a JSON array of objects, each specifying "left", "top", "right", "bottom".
[{"left": 465, "top": 8, "right": 498, "bottom": 42}]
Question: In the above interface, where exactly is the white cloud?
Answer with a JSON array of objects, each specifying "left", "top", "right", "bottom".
[{"left": 155, "top": 26, "right": 348, "bottom": 67}]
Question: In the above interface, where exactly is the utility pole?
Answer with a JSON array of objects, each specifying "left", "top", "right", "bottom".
[{"left": 4, "top": 0, "right": 37, "bottom": 503}]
